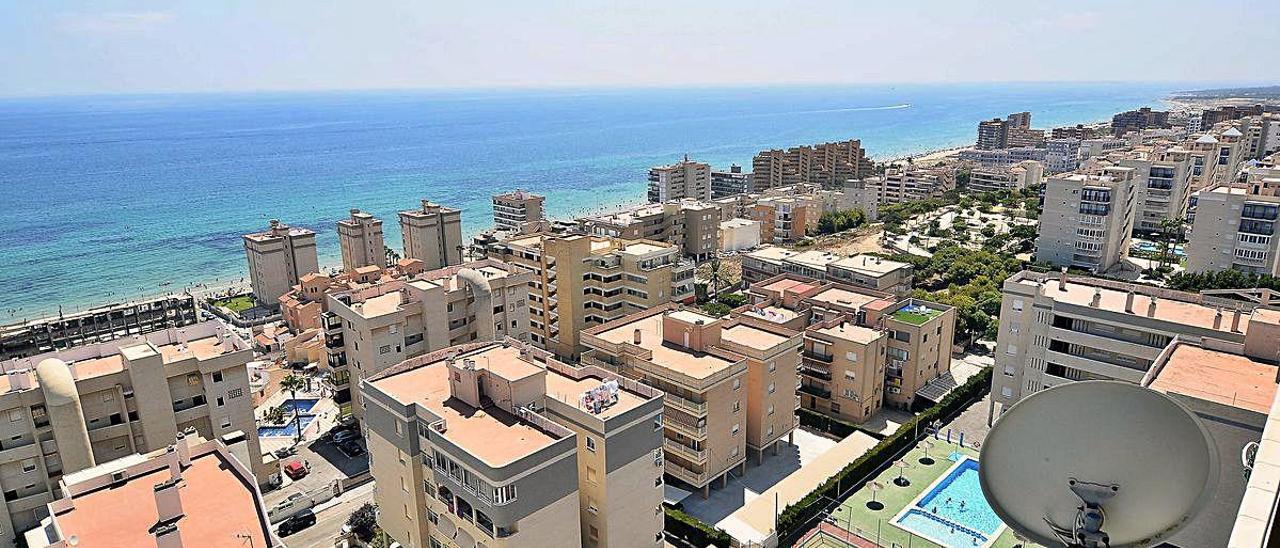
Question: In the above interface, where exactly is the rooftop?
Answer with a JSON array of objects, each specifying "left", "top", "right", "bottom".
[
  {"left": 805, "top": 286, "right": 881, "bottom": 311},
  {"left": 746, "top": 246, "right": 801, "bottom": 264},
  {"left": 1017, "top": 276, "right": 1250, "bottom": 335},
  {"left": 370, "top": 346, "right": 563, "bottom": 467},
  {"left": 744, "top": 305, "right": 801, "bottom": 324},
  {"left": 595, "top": 314, "right": 739, "bottom": 380},
  {"left": 1151, "top": 344, "right": 1278, "bottom": 414},
  {"left": 544, "top": 368, "right": 650, "bottom": 420},
  {"left": 759, "top": 277, "right": 819, "bottom": 296},
  {"left": 721, "top": 323, "right": 791, "bottom": 351},
  {"left": 890, "top": 304, "right": 945, "bottom": 326},
  {"left": 830, "top": 254, "right": 911, "bottom": 276},
  {"left": 784, "top": 250, "right": 841, "bottom": 270},
  {"left": 52, "top": 449, "right": 270, "bottom": 548},
  {"left": 810, "top": 321, "right": 884, "bottom": 345}
]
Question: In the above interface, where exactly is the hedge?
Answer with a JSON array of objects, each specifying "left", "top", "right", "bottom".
[
  {"left": 796, "top": 407, "right": 884, "bottom": 440},
  {"left": 664, "top": 506, "right": 732, "bottom": 548},
  {"left": 777, "top": 367, "right": 994, "bottom": 543}
]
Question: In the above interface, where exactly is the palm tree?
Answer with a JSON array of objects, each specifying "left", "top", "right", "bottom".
[
  {"left": 384, "top": 245, "right": 401, "bottom": 266},
  {"left": 1157, "top": 217, "right": 1187, "bottom": 271},
  {"left": 281, "top": 374, "right": 308, "bottom": 442},
  {"left": 707, "top": 255, "right": 724, "bottom": 296}
]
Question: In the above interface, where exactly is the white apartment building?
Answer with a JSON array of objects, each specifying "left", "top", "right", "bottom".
[
  {"left": 1119, "top": 150, "right": 1193, "bottom": 234},
  {"left": 719, "top": 218, "right": 761, "bottom": 252},
  {"left": 648, "top": 158, "right": 711, "bottom": 203},
  {"left": 1186, "top": 158, "right": 1280, "bottom": 276},
  {"left": 338, "top": 209, "right": 386, "bottom": 272},
  {"left": 243, "top": 220, "right": 320, "bottom": 306},
  {"left": 967, "top": 160, "right": 1043, "bottom": 194},
  {"left": 1034, "top": 168, "right": 1137, "bottom": 272}
]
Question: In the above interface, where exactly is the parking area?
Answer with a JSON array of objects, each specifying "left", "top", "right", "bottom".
[{"left": 263, "top": 421, "right": 369, "bottom": 507}]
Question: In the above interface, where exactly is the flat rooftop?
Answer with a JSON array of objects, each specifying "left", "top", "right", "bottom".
[
  {"left": 54, "top": 451, "right": 270, "bottom": 548},
  {"left": 1020, "top": 277, "right": 1250, "bottom": 335},
  {"left": 351, "top": 291, "right": 403, "bottom": 318},
  {"left": 619, "top": 242, "right": 671, "bottom": 256},
  {"left": 760, "top": 277, "right": 819, "bottom": 296},
  {"left": 831, "top": 254, "right": 910, "bottom": 275},
  {"left": 595, "top": 314, "right": 739, "bottom": 380},
  {"left": 370, "top": 347, "right": 561, "bottom": 467},
  {"left": 746, "top": 246, "right": 800, "bottom": 264},
  {"left": 545, "top": 369, "right": 650, "bottom": 420},
  {"left": 805, "top": 286, "right": 880, "bottom": 311},
  {"left": 811, "top": 322, "right": 884, "bottom": 345},
  {"left": 745, "top": 305, "right": 800, "bottom": 324},
  {"left": 784, "top": 250, "right": 841, "bottom": 270},
  {"left": 1151, "top": 345, "right": 1278, "bottom": 414},
  {"left": 721, "top": 323, "right": 791, "bottom": 351}
]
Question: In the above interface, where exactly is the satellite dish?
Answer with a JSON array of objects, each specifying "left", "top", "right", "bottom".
[{"left": 979, "top": 381, "right": 1218, "bottom": 547}]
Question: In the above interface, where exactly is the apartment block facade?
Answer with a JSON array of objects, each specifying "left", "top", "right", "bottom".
[
  {"left": 967, "top": 161, "right": 1042, "bottom": 194},
  {"left": 338, "top": 209, "right": 386, "bottom": 272},
  {"left": 1119, "top": 151, "right": 1193, "bottom": 233},
  {"left": 877, "top": 169, "right": 951, "bottom": 204},
  {"left": 1187, "top": 180, "right": 1280, "bottom": 276},
  {"left": 741, "top": 246, "right": 913, "bottom": 294},
  {"left": 710, "top": 165, "right": 751, "bottom": 198},
  {"left": 493, "top": 190, "right": 546, "bottom": 232},
  {"left": 750, "top": 139, "right": 872, "bottom": 190},
  {"left": 577, "top": 202, "right": 721, "bottom": 261},
  {"left": 1034, "top": 168, "right": 1138, "bottom": 272},
  {"left": 581, "top": 306, "right": 800, "bottom": 495},
  {"left": 361, "top": 341, "right": 665, "bottom": 548},
  {"left": 988, "top": 269, "right": 1278, "bottom": 424},
  {"left": 0, "top": 321, "right": 267, "bottom": 545},
  {"left": 648, "top": 158, "right": 711, "bottom": 203},
  {"left": 323, "top": 260, "right": 532, "bottom": 416},
  {"left": 484, "top": 234, "right": 695, "bottom": 359},
  {"left": 243, "top": 219, "right": 320, "bottom": 306},
  {"left": 1, "top": 295, "right": 199, "bottom": 361},
  {"left": 399, "top": 199, "right": 463, "bottom": 270}
]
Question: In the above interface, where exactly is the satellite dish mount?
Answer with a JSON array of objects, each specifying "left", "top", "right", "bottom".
[{"left": 1045, "top": 478, "right": 1118, "bottom": 547}]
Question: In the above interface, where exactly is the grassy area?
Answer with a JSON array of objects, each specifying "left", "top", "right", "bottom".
[
  {"left": 817, "top": 439, "right": 1036, "bottom": 548},
  {"left": 890, "top": 307, "right": 943, "bottom": 326},
  {"left": 212, "top": 294, "right": 256, "bottom": 314}
]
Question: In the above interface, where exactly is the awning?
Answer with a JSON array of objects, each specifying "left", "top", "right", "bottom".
[{"left": 663, "top": 484, "right": 693, "bottom": 506}]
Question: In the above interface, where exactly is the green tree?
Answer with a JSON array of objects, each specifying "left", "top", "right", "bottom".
[
  {"left": 280, "top": 374, "right": 308, "bottom": 442},
  {"left": 715, "top": 293, "right": 747, "bottom": 308},
  {"left": 384, "top": 245, "right": 401, "bottom": 266},
  {"left": 346, "top": 502, "right": 379, "bottom": 542},
  {"left": 700, "top": 302, "right": 732, "bottom": 317}
]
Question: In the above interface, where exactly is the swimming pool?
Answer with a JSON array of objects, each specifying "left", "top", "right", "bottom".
[
  {"left": 279, "top": 398, "right": 320, "bottom": 415},
  {"left": 893, "top": 456, "right": 1005, "bottom": 548},
  {"left": 258, "top": 416, "right": 316, "bottom": 438}
]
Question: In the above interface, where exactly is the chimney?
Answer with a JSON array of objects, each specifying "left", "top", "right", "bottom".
[
  {"left": 154, "top": 477, "right": 184, "bottom": 525},
  {"left": 1058, "top": 267, "right": 1068, "bottom": 291},
  {"left": 174, "top": 432, "right": 191, "bottom": 469},
  {"left": 1232, "top": 308, "right": 1243, "bottom": 332},
  {"left": 633, "top": 329, "right": 642, "bottom": 344},
  {"left": 153, "top": 523, "right": 183, "bottom": 548},
  {"left": 1124, "top": 290, "right": 1135, "bottom": 313},
  {"left": 1147, "top": 296, "right": 1158, "bottom": 317},
  {"left": 1090, "top": 288, "right": 1102, "bottom": 308},
  {"left": 1213, "top": 309, "right": 1223, "bottom": 330}
]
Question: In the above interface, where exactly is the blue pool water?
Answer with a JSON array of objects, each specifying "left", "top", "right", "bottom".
[
  {"left": 896, "top": 457, "right": 1003, "bottom": 547},
  {"left": 279, "top": 398, "right": 320, "bottom": 415},
  {"left": 258, "top": 416, "right": 316, "bottom": 438}
]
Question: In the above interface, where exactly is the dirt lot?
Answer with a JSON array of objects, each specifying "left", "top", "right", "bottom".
[{"left": 809, "top": 225, "right": 890, "bottom": 255}]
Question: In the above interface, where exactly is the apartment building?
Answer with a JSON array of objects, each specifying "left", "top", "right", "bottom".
[
  {"left": 399, "top": 199, "right": 463, "bottom": 270},
  {"left": 493, "top": 190, "right": 546, "bottom": 232},
  {"left": 648, "top": 158, "right": 711, "bottom": 203},
  {"left": 1, "top": 295, "right": 199, "bottom": 361},
  {"left": 24, "top": 432, "right": 278, "bottom": 548},
  {"left": 1111, "top": 107, "right": 1170, "bottom": 136},
  {"left": 1186, "top": 172, "right": 1280, "bottom": 275},
  {"left": 0, "top": 321, "right": 267, "bottom": 545},
  {"left": 577, "top": 202, "right": 721, "bottom": 261},
  {"left": 323, "top": 259, "right": 532, "bottom": 415},
  {"left": 878, "top": 169, "right": 950, "bottom": 204},
  {"left": 1186, "top": 126, "right": 1248, "bottom": 192},
  {"left": 1118, "top": 150, "right": 1193, "bottom": 233},
  {"left": 958, "top": 147, "right": 1047, "bottom": 169},
  {"left": 967, "top": 160, "right": 1043, "bottom": 194},
  {"left": 743, "top": 275, "right": 956, "bottom": 413},
  {"left": 485, "top": 234, "right": 694, "bottom": 359},
  {"left": 1051, "top": 124, "right": 1105, "bottom": 140},
  {"left": 975, "top": 113, "right": 1033, "bottom": 150},
  {"left": 741, "top": 246, "right": 912, "bottom": 294},
  {"left": 243, "top": 219, "right": 320, "bottom": 306},
  {"left": 710, "top": 165, "right": 751, "bottom": 198},
  {"left": 1045, "top": 138, "right": 1081, "bottom": 173},
  {"left": 1034, "top": 168, "right": 1138, "bottom": 272},
  {"left": 976, "top": 118, "right": 1008, "bottom": 150},
  {"left": 1078, "top": 138, "right": 1129, "bottom": 160},
  {"left": 361, "top": 340, "right": 665, "bottom": 548},
  {"left": 751, "top": 140, "right": 871, "bottom": 190},
  {"left": 988, "top": 269, "right": 1280, "bottom": 425},
  {"left": 842, "top": 179, "right": 880, "bottom": 221},
  {"left": 338, "top": 209, "right": 386, "bottom": 272},
  {"left": 581, "top": 306, "right": 800, "bottom": 494},
  {"left": 279, "top": 259, "right": 427, "bottom": 332},
  {"left": 748, "top": 198, "right": 811, "bottom": 242}
]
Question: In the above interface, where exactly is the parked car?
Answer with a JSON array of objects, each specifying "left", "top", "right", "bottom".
[
  {"left": 332, "top": 430, "right": 360, "bottom": 444},
  {"left": 273, "top": 446, "right": 297, "bottom": 458},
  {"left": 283, "top": 460, "right": 309, "bottom": 480},
  {"left": 277, "top": 509, "right": 316, "bottom": 537},
  {"left": 337, "top": 440, "right": 366, "bottom": 458}
]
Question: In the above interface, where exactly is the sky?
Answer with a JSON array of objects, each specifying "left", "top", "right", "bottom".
[{"left": 1, "top": 0, "right": 1277, "bottom": 97}]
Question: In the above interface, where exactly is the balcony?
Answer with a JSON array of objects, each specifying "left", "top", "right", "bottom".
[
  {"left": 802, "top": 350, "right": 833, "bottom": 364},
  {"left": 663, "top": 393, "right": 708, "bottom": 416},
  {"left": 0, "top": 439, "right": 39, "bottom": 462},
  {"left": 798, "top": 383, "right": 831, "bottom": 400},
  {"left": 1043, "top": 350, "right": 1146, "bottom": 383},
  {"left": 663, "top": 438, "right": 708, "bottom": 463},
  {"left": 665, "top": 461, "right": 709, "bottom": 487},
  {"left": 798, "top": 364, "right": 832, "bottom": 381},
  {"left": 1046, "top": 327, "right": 1162, "bottom": 362},
  {"left": 665, "top": 417, "right": 707, "bottom": 439}
]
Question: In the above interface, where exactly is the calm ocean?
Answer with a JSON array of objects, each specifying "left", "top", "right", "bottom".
[{"left": 0, "top": 83, "right": 1173, "bottom": 317}]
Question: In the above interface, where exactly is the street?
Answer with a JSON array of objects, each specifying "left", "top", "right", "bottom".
[{"left": 280, "top": 482, "right": 376, "bottom": 548}]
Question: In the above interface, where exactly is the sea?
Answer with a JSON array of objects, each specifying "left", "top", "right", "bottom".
[{"left": 0, "top": 82, "right": 1177, "bottom": 318}]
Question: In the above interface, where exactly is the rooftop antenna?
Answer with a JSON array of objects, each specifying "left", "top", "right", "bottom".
[{"left": 980, "top": 381, "right": 1218, "bottom": 547}]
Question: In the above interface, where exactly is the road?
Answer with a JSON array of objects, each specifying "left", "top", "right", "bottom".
[{"left": 280, "top": 482, "right": 375, "bottom": 548}]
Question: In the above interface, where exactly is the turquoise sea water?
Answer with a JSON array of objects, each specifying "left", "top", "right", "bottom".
[{"left": 0, "top": 83, "right": 1174, "bottom": 317}]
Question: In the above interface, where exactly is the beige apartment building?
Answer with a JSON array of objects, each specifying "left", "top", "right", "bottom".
[
  {"left": 243, "top": 219, "right": 320, "bottom": 306},
  {"left": 493, "top": 190, "right": 546, "bottom": 232},
  {"left": 648, "top": 158, "right": 711, "bottom": 202},
  {"left": 1, "top": 294, "right": 200, "bottom": 361},
  {"left": 742, "top": 246, "right": 913, "bottom": 294},
  {"left": 1187, "top": 163, "right": 1280, "bottom": 275},
  {"left": 338, "top": 208, "right": 386, "bottom": 272},
  {"left": 1034, "top": 167, "right": 1138, "bottom": 272},
  {"left": 0, "top": 321, "right": 267, "bottom": 545},
  {"left": 361, "top": 340, "right": 665, "bottom": 548},
  {"left": 878, "top": 169, "right": 950, "bottom": 204},
  {"left": 743, "top": 275, "right": 956, "bottom": 413},
  {"left": 25, "top": 432, "right": 278, "bottom": 548},
  {"left": 399, "top": 199, "right": 463, "bottom": 270},
  {"left": 577, "top": 201, "right": 722, "bottom": 261},
  {"left": 581, "top": 306, "right": 800, "bottom": 495},
  {"left": 967, "top": 160, "right": 1042, "bottom": 194},
  {"left": 279, "top": 259, "right": 427, "bottom": 333},
  {"left": 485, "top": 234, "right": 695, "bottom": 359},
  {"left": 1117, "top": 149, "right": 1193, "bottom": 234},
  {"left": 324, "top": 259, "right": 532, "bottom": 416},
  {"left": 1187, "top": 126, "right": 1247, "bottom": 192},
  {"left": 748, "top": 197, "right": 812, "bottom": 242},
  {"left": 751, "top": 139, "right": 872, "bottom": 190}
]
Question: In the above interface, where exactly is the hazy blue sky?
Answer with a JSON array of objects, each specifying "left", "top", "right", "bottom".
[{"left": 1, "top": 0, "right": 1276, "bottom": 96}]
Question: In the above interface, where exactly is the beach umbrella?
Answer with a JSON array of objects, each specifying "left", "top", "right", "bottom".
[
  {"left": 865, "top": 481, "right": 885, "bottom": 511},
  {"left": 894, "top": 460, "right": 912, "bottom": 487}
]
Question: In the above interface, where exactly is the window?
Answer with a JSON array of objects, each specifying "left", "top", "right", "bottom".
[
  {"left": 192, "top": 395, "right": 205, "bottom": 406},
  {"left": 586, "top": 437, "right": 596, "bottom": 452},
  {"left": 586, "top": 466, "right": 597, "bottom": 483},
  {"left": 220, "top": 417, "right": 232, "bottom": 429},
  {"left": 731, "top": 423, "right": 740, "bottom": 436},
  {"left": 844, "top": 370, "right": 856, "bottom": 381},
  {"left": 589, "top": 525, "right": 600, "bottom": 541},
  {"left": 846, "top": 351, "right": 858, "bottom": 363},
  {"left": 1012, "top": 299, "right": 1024, "bottom": 312},
  {"left": 493, "top": 484, "right": 518, "bottom": 504},
  {"left": 212, "top": 371, "right": 223, "bottom": 383},
  {"left": 21, "top": 459, "right": 35, "bottom": 473},
  {"left": 768, "top": 403, "right": 775, "bottom": 415},
  {"left": 843, "top": 388, "right": 858, "bottom": 400},
  {"left": 733, "top": 378, "right": 741, "bottom": 390},
  {"left": 767, "top": 382, "right": 775, "bottom": 394},
  {"left": 1006, "top": 344, "right": 1019, "bottom": 355},
  {"left": 395, "top": 422, "right": 403, "bottom": 437},
  {"left": 216, "top": 397, "right": 224, "bottom": 407},
  {"left": 653, "top": 416, "right": 662, "bottom": 431},
  {"left": 730, "top": 446, "right": 739, "bottom": 457},
  {"left": 227, "top": 388, "right": 244, "bottom": 399},
  {"left": 1001, "top": 387, "right": 1014, "bottom": 398},
  {"left": 655, "top": 477, "right": 662, "bottom": 487},
  {"left": 8, "top": 409, "right": 21, "bottom": 423},
  {"left": 767, "top": 425, "right": 774, "bottom": 437},
  {"left": 102, "top": 392, "right": 114, "bottom": 403},
  {"left": 731, "top": 401, "right": 741, "bottom": 413},
  {"left": 187, "top": 374, "right": 200, "bottom": 386},
  {"left": 768, "top": 361, "right": 776, "bottom": 372},
  {"left": 379, "top": 345, "right": 392, "bottom": 355}
]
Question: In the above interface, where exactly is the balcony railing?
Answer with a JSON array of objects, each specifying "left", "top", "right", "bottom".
[
  {"left": 799, "top": 365, "right": 833, "bottom": 381},
  {"left": 663, "top": 438, "right": 707, "bottom": 463},
  {"left": 665, "top": 461, "right": 708, "bottom": 486},
  {"left": 665, "top": 417, "right": 707, "bottom": 438},
  {"left": 802, "top": 350, "right": 834, "bottom": 363},
  {"left": 798, "top": 384, "right": 831, "bottom": 399},
  {"left": 664, "top": 393, "right": 708, "bottom": 416}
]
